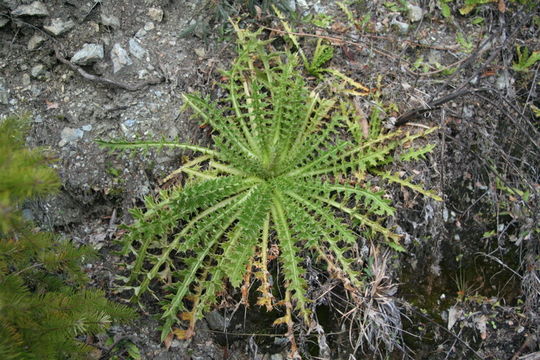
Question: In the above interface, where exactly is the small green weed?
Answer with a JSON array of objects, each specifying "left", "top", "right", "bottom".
[
  {"left": 105, "top": 337, "right": 142, "bottom": 360},
  {"left": 337, "top": 1, "right": 373, "bottom": 31},
  {"left": 383, "top": 0, "right": 408, "bottom": 13},
  {"left": 459, "top": 0, "right": 497, "bottom": 15},
  {"left": 512, "top": 46, "right": 540, "bottom": 72},
  {"left": 456, "top": 32, "right": 474, "bottom": 53},
  {"left": 438, "top": 0, "right": 453, "bottom": 19},
  {"left": 306, "top": 13, "right": 334, "bottom": 28},
  {"left": 306, "top": 38, "right": 334, "bottom": 76}
]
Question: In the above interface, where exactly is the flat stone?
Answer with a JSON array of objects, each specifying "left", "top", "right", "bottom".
[
  {"left": 59, "top": 127, "right": 84, "bottom": 147},
  {"left": 143, "top": 21, "right": 154, "bottom": 31},
  {"left": 496, "top": 73, "right": 509, "bottom": 90},
  {"left": 128, "top": 38, "right": 146, "bottom": 60},
  {"left": 44, "top": 18, "right": 76, "bottom": 36},
  {"left": 27, "top": 34, "right": 46, "bottom": 50},
  {"left": 71, "top": 43, "right": 104, "bottom": 65},
  {"left": 135, "top": 28, "right": 147, "bottom": 38},
  {"left": 147, "top": 7, "right": 163, "bottom": 22},
  {"left": 31, "top": 64, "right": 45, "bottom": 78},
  {"left": 296, "top": 0, "right": 309, "bottom": 12},
  {"left": 100, "top": 13, "right": 120, "bottom": 28},
  {"left": 391, "top": 19, "right": 409, "bottom": 34},
  {"left": 194, "top": 47, "right": 205, "bottom": 58},
  {"left": 0, "top": 0, "right": 19, "bottom": 10},
  {"left": 12, "top": 1, "right": 49, "bottom": 17},
  {"left": 284, "top": 0, "right": 296, "bottom": 11},
  {"left": 407, "top": 3, "right": 424, "bottom": 22},
  {"left": 22, "top": 73, "right": 31, "bottom": 86},
  {"left": 138, "top": 69, "right": 148, "bottom": 79},
  {"left": 205, "top": 311, "right": 227, "bottom": 331},
  {"left": 110, "top": 43, "right": 132, "bottom": 73}
]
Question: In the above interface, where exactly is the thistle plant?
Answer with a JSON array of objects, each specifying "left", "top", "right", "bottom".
[{"left": 99, "top": 26, "right": 440, "bottom": 345}]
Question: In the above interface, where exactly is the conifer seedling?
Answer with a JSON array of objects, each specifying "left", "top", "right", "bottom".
[{"left": 0, "top": 115, "right": 135, "bottom": 360}]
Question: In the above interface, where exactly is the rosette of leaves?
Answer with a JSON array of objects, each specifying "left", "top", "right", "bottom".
[
  {"left": 99, "top": 26, "right": 440, "bottom": 342},
  {"left": 0, "top": 115, "right": 135, "bottom": 360}
]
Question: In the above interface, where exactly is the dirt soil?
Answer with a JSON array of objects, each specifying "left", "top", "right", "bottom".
[{"left": 1, "top": 0, "right": 539, "bottom": 359}]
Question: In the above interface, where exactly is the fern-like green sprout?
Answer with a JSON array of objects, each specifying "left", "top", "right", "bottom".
[{"left": 98, "top": 25, "right": 440, "bottom": 343}]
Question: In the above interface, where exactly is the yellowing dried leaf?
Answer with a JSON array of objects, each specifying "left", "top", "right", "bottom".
[
  {"left": 353, "top": 99, "right": 369, "bottom": 138},
  {"left": 179, "top": 312, "right": 193, "bottom": 321},
  {"left": 273, "top": 315, "right": 290, "bottom": 326},
  {"left": 172, "top": 328, "right": 194, "bottom": 340}
]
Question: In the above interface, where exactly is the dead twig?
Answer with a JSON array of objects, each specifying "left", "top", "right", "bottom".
[
  {"left": 258, "top": 25, "right": 398, "bottom": 60},
  {"left": 53, "top": 45, "right": 164, "bottom": 92},
  {"left": 394, "top": 88, "right": 473, "bottom": 126}
]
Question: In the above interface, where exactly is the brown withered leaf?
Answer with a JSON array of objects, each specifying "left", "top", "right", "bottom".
[
  {"left": 498, "top": 0, "right": 506, "bottom": 13},
  {"left": 353, "top": 98, "right": 369, "bottom": 138}
]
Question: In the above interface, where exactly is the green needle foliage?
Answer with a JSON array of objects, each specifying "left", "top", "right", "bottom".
[
  {"left": 99, "top": 25, "right": 439, "bottom": 342},
  {"left": 0, "top": 115, "right": 135, "bottom": 360}
]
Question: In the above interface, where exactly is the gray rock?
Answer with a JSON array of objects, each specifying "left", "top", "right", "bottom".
[
  {"left": 128, "top": 38, "right": 146, "bottom": 60},
  {"left": 44, "top": 18, "right": 76, "bottom": 36},
  {"left": 0, "top": 17, "right": 9, "bottom": 28},
  {"left": 59, "top": 127, "right": 84, "bottom": 147},
  {"left": 496, "top": 72, "right": 509, "bottom": 90},
  {"left": 0, "top": 0, "right": 19, "bottom": 10},
  {"left": 463, "top": 105, "right": 475, "bottom": 119},
  {"left": 22, "top": 208, "right": 34, "bottom": 221},
  {"left": 391, "top": 19, "right": 409, "bottom": 34},
  {"left": 143, "top": 21, "right": 154, "bottom": 31},
  {"left": 135, "top": 28, "right": 147, "bottom": 38},
  {"left": 284, "top": 0, "right": 296, "bottom": 11},
  {"left": 270, "top": 354, "right": 284, "bottom": 360},
  {"left": 147, "top": 7, "right": 163, "bottom": 22},
  {"left": 205, "top": 311, "right": 228, "bottom": 331},
  {"left": 111, "top": 43, "right": 132, "bottom": 73},
  {"left": 30, "top": 64, "right": 45, "bottom": 78},
  {"left": 22, "top": 73, "right": 31, "bottom": 86},
  {"left": 194, "top": 47, "right": 205, "bottom": 58},
  {"left": 71, "top": 43, "right": 104, "bottom": 65},
  {"left": 407, "top": 3, "right": 424, "bottom": 22},
  {"left": 0, "top": 79, "right": 9, "bottom": 105},
  {"left": 27, "top": 34, "right": 46, "bottom": 50},
  {"left": 138, "top": 69, "right": 148, "bottom": 79},
  {"left": 12, "top": 1, "right": 49, "bottom": 17},
  {"left": 123, "top": 119, "right": 137, "bottom": 127},
  {"left": 100, "top": 13, "right": 120, "bottom": 28},
  {"left": 296, "top": 0, "right": 309, "bottom": 12}
]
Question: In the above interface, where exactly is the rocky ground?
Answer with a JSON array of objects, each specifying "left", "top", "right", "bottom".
[{"left": 1, "top": 0, "right": 539, "bottom": 359}]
